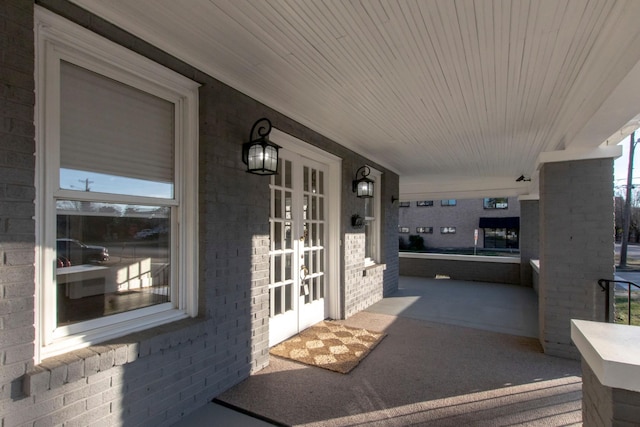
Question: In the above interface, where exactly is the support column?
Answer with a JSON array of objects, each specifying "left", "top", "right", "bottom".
[
  {"left": 519, "top": 198, "right": 540, "bottom": 288},
  {"left": 539, "top": 157, "right": 615, "bottom": 359}
]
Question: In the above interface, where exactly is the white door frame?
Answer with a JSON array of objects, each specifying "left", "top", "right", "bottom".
[{"left": 270, "top": 128, "right": 342, "bottom": 321}]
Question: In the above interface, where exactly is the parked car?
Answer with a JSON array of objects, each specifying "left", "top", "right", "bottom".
[
  {"left": 56, "top": 238, "right": 109, "bottom": 265},
  {"left": 134, "top": 229, "right": 155, "bottom": 239}
]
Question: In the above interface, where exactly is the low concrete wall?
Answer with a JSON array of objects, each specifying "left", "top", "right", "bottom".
[
  {"left": 572, "top": 320, "right": 640, "bottom": 426},
  {"left": 531, "top": 259, "right": 540, "bottom": 294},
  {"left": 399, "top": 252, "right": 521, "bottom": 285}
]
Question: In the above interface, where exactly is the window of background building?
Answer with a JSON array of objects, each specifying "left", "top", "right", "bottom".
[
  {"left": 399, "top": 226, "right": 410, "bottom": 233},
  {"left": 416, "top": 200, "right": 433, "bottom": 207},
  {"left": 484, "top": 228, "right": 519, "bottom": 248},
  {"left": 441, "top": 199, "right": 457, "bottom": 206},
  {"left": 416, "top": 227, "right": 433, "bottom": 233},
  {"left": 440, "top": 227, "right": 456, "bottom": 234},
  {"left": 483, "top": 198, "right": 508, "bottom": 209},
  {"left": 35, "top": 9, "right": 199, "bottom": 360},
  {"left": 399, "top": 201, "right": 410, "bottom": 207}
]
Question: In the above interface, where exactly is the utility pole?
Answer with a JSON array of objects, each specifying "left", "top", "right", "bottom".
[
  {"left": 79, "top": 178, "right": 93, "bottom": 192},
  {"left": 620, "top": 131, "right": 636, "bottom": 268}
]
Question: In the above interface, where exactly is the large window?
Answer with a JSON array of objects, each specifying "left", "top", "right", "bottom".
[
  {"left": 35, "top": 8, "right": 199, "bottom": 359},
  {"left": 483, "top": 198, "right": 508, "bottom": 209},
  {"left": 484, "top": 228, "right": 519, "bottom": 249}
]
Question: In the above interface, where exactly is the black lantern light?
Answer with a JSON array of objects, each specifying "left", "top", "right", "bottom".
[
  {"left": 242, "top": 118, "right": 280, "bottom": 175},
  {"left": 352, "top": 165, "right": 374, "bottom": 198}
]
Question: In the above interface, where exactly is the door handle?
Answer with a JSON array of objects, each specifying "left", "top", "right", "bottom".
[{"left": 300, "top": 265, "right": 309, "bottom": 281}]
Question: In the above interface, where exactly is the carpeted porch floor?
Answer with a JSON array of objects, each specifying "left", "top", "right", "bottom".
[
  {"left": 177, "top": 277, "right": 583, "bottom": 426},
  {"left": 215, "top": 277, "right": 582, "bottom": 426}
]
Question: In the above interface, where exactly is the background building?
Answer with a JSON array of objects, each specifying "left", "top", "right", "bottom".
[{"left": 399, "top": 197, "right": 521, "bottom": 251}]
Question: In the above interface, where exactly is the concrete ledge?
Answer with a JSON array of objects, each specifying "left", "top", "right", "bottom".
[
  {"left": 399, "top": 252, "right": 521, "bottom": 285},
  {"left": 399, "top": 252, "right": 520, "bottom": 264},
  {"left": 571, "top": 319, "right": 640, "bottom": 392},
  {"left": 530, "top": 259, "right": 540, "bottom": 273}
]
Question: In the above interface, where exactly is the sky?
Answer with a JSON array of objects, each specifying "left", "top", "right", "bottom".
[{"left": 614, "top": 135, "right": 640, "bottom": 190}]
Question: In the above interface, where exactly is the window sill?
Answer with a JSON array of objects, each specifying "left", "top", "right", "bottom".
[
  {"left": 362, "top": 263, "right": 386, "bottom": 276},
  {"left": 23, "top": 317, "right": 207, "bottom": 396}
]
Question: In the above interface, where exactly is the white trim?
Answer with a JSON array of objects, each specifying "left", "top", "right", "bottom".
[
  {"left": 34, "top": 6, "right": 199, "bottom": 362},
  {"left": 518, "top": 194, "right": 540, "bottom": 201},
  {"left": 364, "top": 166, "right": 382, "bottom": 266},
  {"left": 270, "top": 129, "right": 342, "bottom": 320},
  {"left": 536, "top": 145, "right": 622, "bottom": 168},
  {"left": 572, "top": 319, "right": 640, "bottom": 393}
]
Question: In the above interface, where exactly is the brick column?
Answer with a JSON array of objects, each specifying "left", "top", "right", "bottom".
[
  {"left": 539, "top": 158, "right": 614, "bottom": 359},
  {"left": 519, "top": 199, "right": 539, "bottom": 288}
]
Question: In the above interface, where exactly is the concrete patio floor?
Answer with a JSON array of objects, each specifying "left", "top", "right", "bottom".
[{"left": 174, "top": 277, "right": 582, "bottom": 426}]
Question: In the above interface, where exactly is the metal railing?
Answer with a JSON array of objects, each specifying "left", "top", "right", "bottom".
[{"left": 597, "top": 278, "right": 640, "bottom": 325}]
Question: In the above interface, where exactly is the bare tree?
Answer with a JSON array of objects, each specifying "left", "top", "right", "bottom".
[{"left": 620, "top": 131, "right": 637, "bottom": 268}]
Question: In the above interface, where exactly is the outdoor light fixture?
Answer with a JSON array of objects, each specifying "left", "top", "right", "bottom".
[
  {"left": 242, "top": 118, "right": 280, "bottom": 175},
  {"left": 353, "top": 165, "right": 374, "bottom": 198}
]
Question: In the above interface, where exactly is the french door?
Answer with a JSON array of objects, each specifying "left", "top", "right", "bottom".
[{"left": 269, "top": 151, "right": 327, "bottom": 346}]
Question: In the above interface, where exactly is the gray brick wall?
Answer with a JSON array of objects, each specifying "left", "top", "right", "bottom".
[
  {"left": 539, "top": 159, "right": 614, "bottom": 359},
  {"left": 341, "top": 161, "right": 399, "bottom": 317},
  {"left": 398, "top": 197, "right": 521, "bottom": 249},
  {"left": 582, "top": 359, "right": 640, "bottom": 426},
  {"left": 343, "top": 233, "right": 386, "bottom": 318},
  {"left": 1, "top": 1, "right": 399, "bottom": 425},
  {"left": 382, "top": 173, "right": 400, "bottom": 296},
  {"left": 0, "top": 0, "right": 37, "bottom": 415},
  {"left": 519, "top": 200, "right": 540, "bottom": 287}
]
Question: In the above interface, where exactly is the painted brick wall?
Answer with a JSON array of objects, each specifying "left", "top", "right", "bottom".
[
  {"left": 519, "top": 200, "right": 540, "bottom": 287},
  {"left": 0, "top": 0, "right": 37, "bottom": 417},
  {"left": 539, "top": 159, "right": 614, "bottom": 359},
  {"left": 341, "top": 160, "right": 399, "bottom": 317},
  {"left": 1, "top": 1, "right": 399, "bottom": 425},
  {"left": 382, "top": 173, "right": 400, "bottom": 297},
  {"left": 343, "top": 233, "right": 385, "bottom": 318},
  {"left": 581, "top": 360, "right": 640, "bottom": 426}
]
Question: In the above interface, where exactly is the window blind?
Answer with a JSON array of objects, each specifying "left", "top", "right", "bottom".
[{"left": 60, "top": 61, "right": 174, "bottom": 185}]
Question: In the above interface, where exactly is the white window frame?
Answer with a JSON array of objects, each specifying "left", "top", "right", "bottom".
[
  {"left": 364, "top": 167, "right": 382, "bottom": 266},
  {"left": 34, "top": 7, "right": 199, "bottom": 361}
]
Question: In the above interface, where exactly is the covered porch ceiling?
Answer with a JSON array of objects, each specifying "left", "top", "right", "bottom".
[{"left": 70, "top": 0, "right": 640, "bottom": 200}]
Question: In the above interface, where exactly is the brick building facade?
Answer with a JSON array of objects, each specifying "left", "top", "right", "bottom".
[{"left": 398, "top": 197, "right": 521, "bottom": 250}]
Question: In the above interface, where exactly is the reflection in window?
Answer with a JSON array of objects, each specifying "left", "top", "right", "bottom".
[
  {"left": 56, "top": 201, "right": 170, "bottom": 326},
  {"left": 484, "top": 227, "right": 519, "bottom": 249},
  {"left": 483, "top": 198, "right": 508, "bottom": 209}
]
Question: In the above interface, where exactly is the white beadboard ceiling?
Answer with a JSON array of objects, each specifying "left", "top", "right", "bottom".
[{"left": 69, "top": 0, "right": 640, "bottom": 199}]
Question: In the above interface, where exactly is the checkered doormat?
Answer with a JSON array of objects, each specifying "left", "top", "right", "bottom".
[{"left": 269, "top": 321, "right": 386, "bottom": 374}]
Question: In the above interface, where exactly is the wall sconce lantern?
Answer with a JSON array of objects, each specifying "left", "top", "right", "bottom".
[
  {"left": 242, "top": 118, "right": 280, "bottom": 175},
  {"left": 352, "top": 165, "right": 374, "bottom": 198}
]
